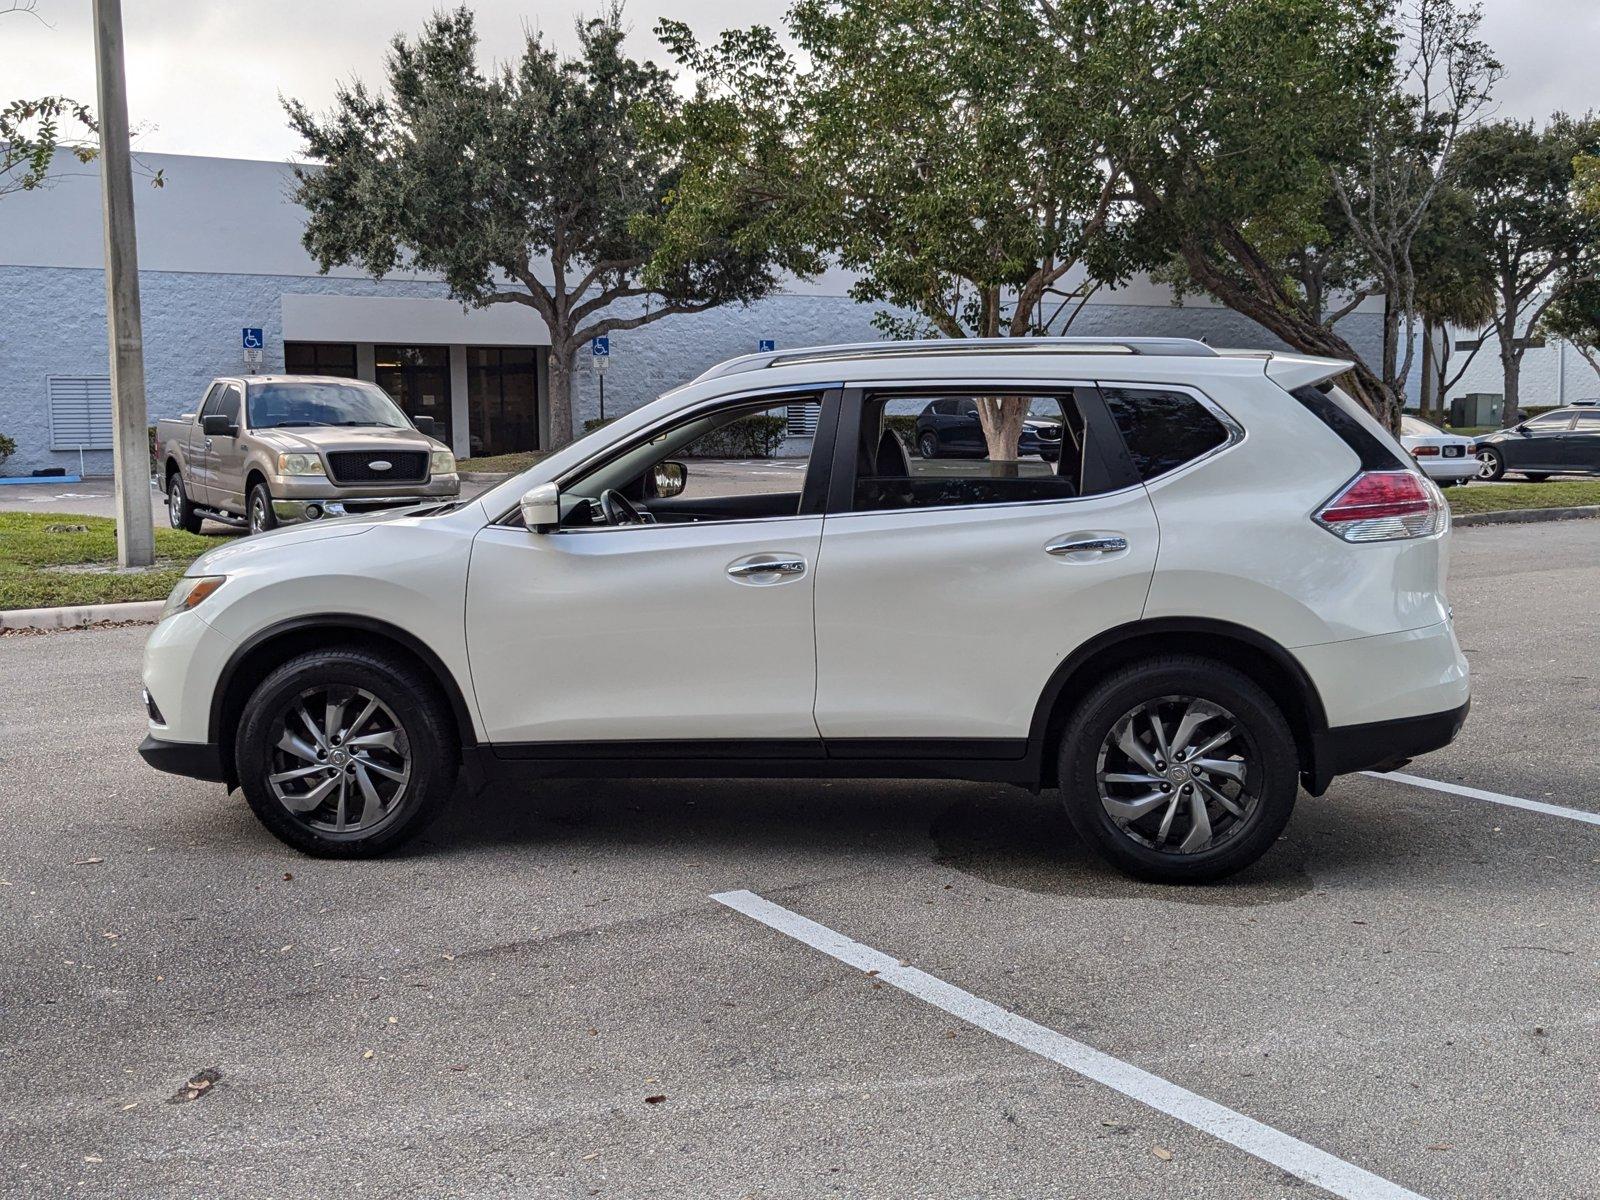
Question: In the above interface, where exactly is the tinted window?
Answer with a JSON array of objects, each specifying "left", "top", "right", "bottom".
[
  {"left": 200, "top": 384, "right": 240, "bottom": 424},
  {"left": 1525, "top": 412, "right": 1574, "bottom": 429},
  {"left": 1287, "top": 384, "right": 1405, "bottom": 471},
  {"left": 853, "top": 391, "right": 1109, "bottom": 512},
  {"left": 1102, "top": 387, "right": 1231, "bottom": 480},
  {"left": 1574, "top": 410, "right": 1600, "bottom": 429}
]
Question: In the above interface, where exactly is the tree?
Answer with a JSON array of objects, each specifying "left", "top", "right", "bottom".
[
  {"left": 2, "top": 2, "right": 96, "bottom": 200},
  {"left": 285, "top": 6, "right": 816, "bottom": 449},
  {"left": 1541, "top": 277, "right": 1600, "bottom": 384},
  {"left": 1453, "top": 116, "right": 1600, "bottom": 424},
  {"left": 665, "top": 0, "right": 1131, "bottom": 460},
  {"left": 1329, "top": 0, "right": 1500, "bottom": 413},
  {"left": 1098, "top": 0, "right": 1404, "bottom": 425},
  {"left": 1411, "top": 182, "right": 1496, "bottom": 419}
]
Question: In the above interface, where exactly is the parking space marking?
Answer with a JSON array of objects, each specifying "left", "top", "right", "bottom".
[
  {"left": 1366, "top": 771, "right": 1600, "bottom": 827},
  {"left": 713, "top": 889, "right": 1430, "bottom": 1200}
]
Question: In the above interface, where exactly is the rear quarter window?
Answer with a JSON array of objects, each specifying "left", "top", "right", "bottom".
[{"left": 1101, "top": 387, "right": 1231, "bottom": 481}]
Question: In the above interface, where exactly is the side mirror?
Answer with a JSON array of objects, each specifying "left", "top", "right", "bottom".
[
  {"left": 412, "top": 415, "right": 437, "bottom": 437},
  {"left": 652, "top": 460, "right": 688, "bottom": 498},
  {"left": 519, "top": 482, "right": 560, "bottom": 532},
  {"left": 201, "top": 413, "right": 236, "bottom": 437}
]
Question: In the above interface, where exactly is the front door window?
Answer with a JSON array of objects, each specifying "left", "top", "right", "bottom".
[{"left": 375, "top": 346, "right": 451, "bottom": 445}]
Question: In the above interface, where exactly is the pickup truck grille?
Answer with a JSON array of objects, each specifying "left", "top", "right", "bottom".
[{"left": 325, "top": 450, "right": 429, "bottom": 484}]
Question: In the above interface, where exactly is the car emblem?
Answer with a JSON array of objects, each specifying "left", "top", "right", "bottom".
[{"left": 368, "top": 460, "right": 392, "bottom": 471}]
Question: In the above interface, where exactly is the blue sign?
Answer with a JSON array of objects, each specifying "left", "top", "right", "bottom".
[
  {"left": 590, "top": 336, "right": 610, "bottom": 357},
  {"left": 758, "top": 338, "right": 776, "bottom": 352},
  {"left": 241, "top": 327, "right": 264, "bottom": 350}
]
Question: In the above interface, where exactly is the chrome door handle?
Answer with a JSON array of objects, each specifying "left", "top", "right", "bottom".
[
  {"left": 726, "top": 555, "right": 807, "bottom": 581},
  {"left": 1046, "top": 535, "right": 1128, "bottom": 556}
]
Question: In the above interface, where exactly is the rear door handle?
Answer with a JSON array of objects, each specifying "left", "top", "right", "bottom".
[
  {"left": 727, "top": 554, "right": 807, "bottom": 583},
  {"left": 1046, "top": 535, "right": 1129, "bottom": 557}
]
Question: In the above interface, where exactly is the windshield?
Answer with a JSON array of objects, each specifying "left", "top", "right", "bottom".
[
  {"left": 1400, "top": 416, "right": 1439, "bottom": 437},
  {"left": 247, "top": 380, "right": 413, "bottom": 430}
]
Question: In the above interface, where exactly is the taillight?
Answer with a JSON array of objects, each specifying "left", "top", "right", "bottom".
[
  {"left": 1411, "top": 445, "right": 1440, "bottom": 456},
  {"left": 1314, "top": 470, "right": 1444, "bottom": 542}
]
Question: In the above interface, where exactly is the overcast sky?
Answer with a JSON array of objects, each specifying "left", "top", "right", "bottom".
[{"left": 2, "top": 0, "right": 1595, "bottom": 162}]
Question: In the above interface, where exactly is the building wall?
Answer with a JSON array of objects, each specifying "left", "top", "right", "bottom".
[
  {"left": 1445, "top": 334, "right": 1600, "bottom": 411},
  {"left": 0, "top": 264, "right": 451, "bottom": 476}
]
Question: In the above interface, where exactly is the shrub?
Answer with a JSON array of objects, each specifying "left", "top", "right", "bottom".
[
  {"left": 0, "top": 432, "right": 15, "bottom": 474},
  {"left": 682, "top": 414, "right": 787, "bottom": 459}
]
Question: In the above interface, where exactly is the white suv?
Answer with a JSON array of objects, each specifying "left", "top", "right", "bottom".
[{"left": 139, "top": 338, "right": 1469, "bottom": 882}]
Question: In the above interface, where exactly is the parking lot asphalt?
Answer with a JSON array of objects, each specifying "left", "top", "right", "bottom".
[{"left": 1, "top": 518, "right": 1597, "bottom": 1199}]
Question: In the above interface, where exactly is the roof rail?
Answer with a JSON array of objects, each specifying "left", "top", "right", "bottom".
[{"left": 693, "top": 336, "right": 1220, "bottom": 383}]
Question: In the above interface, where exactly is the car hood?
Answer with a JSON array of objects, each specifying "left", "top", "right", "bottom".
[
  {"left": 255, "top": 425, "right": 445, "bottom": 454},
  {"left": 186, "top": 519, "right": 374, "bottom": 576}
]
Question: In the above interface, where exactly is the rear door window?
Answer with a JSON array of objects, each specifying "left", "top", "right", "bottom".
[{"left": 1101, "top": 387, "right": 1232, "bottom": 481}]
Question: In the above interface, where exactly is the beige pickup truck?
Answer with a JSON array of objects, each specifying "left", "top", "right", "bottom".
[{"left": 156, "top": 375, "right": 460, "bottom": 534}]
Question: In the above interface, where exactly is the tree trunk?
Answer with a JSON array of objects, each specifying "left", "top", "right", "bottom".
[
  {"left": 975, "top": 396, "right": 1029, "bottom": 463},
  {"left": 547, "top": 344, "right": 576, "bottom": 449},
  {"left": 1500, "top": 348, "right": 1522, "bottom": 427},
  {"left": 1419, "top": 319, "right": 1436, "bottom": 421}
]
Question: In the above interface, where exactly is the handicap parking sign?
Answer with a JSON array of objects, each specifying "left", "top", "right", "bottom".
[
  {"left": 242, "top": 328, "right": 263, "bottom": 350},
  {"left": 758, "top": 339, "right": 776, "bottom": 352},
  {"left": 590, "top": 336, "right": 610, "bottom": 357}
]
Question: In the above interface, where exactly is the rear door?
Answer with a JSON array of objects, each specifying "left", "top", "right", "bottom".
[
  {"left": 1564, "top": 409, "right": 1600, "bottom": 472},
  {"left": 810, "top": 383, "right": 1159, "bottom": 750}
]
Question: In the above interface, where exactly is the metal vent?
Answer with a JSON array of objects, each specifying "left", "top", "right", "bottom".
[
  {"left": 48, "top": 376, "right": 114, "bottom": 450},
  {"left": 785, "top": 402, "right": 821, "bottom": 438}
]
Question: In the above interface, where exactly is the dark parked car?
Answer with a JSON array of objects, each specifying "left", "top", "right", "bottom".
[
  {"left": 914, "top": 398, "right": 1063, "bottom": 460},
  {"left": 1474, "top": 407, "right": 1600, "bottom": 481}
]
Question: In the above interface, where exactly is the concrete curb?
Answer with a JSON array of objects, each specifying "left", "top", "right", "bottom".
[
  {"left": 1453, "top": 504, "right": 1600, "bottom": 528},
  {"left": 0, "top": 599, "right": 163, "bottom": 631}
]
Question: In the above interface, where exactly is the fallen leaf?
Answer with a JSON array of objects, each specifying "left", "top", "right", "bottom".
[
  {"left": 282, "top": 873, "right": 293, "bottom": 881},
  {"left": 72, "top": 857, "right": 104, "bottom": 866},
  {"left": 84, "top": 1155, "right": 103, "bottom": 1164},
  {"left": 166, "top": 1067, "right": 222, "bottom": 1105},
  {"left": 582, "top": 1152, "right": 600, "bottom": 1161},
  {"left": 644, "top": 1095, "right": 667, "bottom": 1105},
  {"left": 387, "top": 1016, "right": 398, "bottom": 1024},
  {"left": 120, "top": 1103, "right": 138, "bottom": 1112},
  {"left": 1427, "top": 1143, "right": 1453, "bottom": 1151},
  {"left": 102, "top": 932, "right": 119, "bottom": 940},
  {"left": 363, "top": 1050, "right": 375, "bottom": 1060},
  {"left": 1152, "top": 1146, "right": 1173, "bottom": 1162}
]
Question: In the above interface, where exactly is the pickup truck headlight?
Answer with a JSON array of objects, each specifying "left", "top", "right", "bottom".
[
  {"left": 276, "top": 452, "right": 325, "bottom": 477},
  {"left": 429, "top": 448, "right": 456, "bottom": 476},
  {"left": 160, "top": 575, "right": 225, "bottom": 621}
]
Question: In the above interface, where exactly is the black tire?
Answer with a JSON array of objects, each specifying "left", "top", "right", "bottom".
[
  {"left": 1057, "top": 656, "right": 1299, "bottom": 883},
  {"left": 235, "top": 648, "right": 458, "bottom": 857},
  {"left": 248, "top": 482, "right": 277, "bottom": 534},
  {"left": 1523, "top": 473, "right": 1550, "bottom": 482},
  {"left": 167, "top": 472, "right": 203, "bottom": 534},
  {"left": 1476, "top": 447, "right": 1505, "bottom": 481},
  {"left": 918, "top": 431, "right": 940, "bottom": 460}
]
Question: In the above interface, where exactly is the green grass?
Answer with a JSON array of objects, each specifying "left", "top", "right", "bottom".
[
  {"left": 458, "top": 450, "right": 550, "bottom": 474},
  {"left": 0, "top": 512, "right": 226, "bottom": 609},
  {"left": 1447, "top": 479, "right": 1600, "bottom": 515}
]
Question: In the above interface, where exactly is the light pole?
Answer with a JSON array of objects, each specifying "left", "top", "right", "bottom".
[{"left": 92, "top": 0, "right": 154, "bottom": 566}]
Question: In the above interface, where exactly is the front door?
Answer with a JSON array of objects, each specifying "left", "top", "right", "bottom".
[
  {"left": 192, "top": 382, "right": 243, "bottom": 508},
  {"left": 375, "top": 346, "right": 452, "bottom": 446},
  {"left": 812, "top": 385, "right": 1160, "bottom": 745},
  {"left": 1508, "top": 410, "right": 1575, "bottom": 471},
  {"left": 465, "top": 391, "right": 838, "bottom": 747},
  {"left": 208, "top": 383, "right": 248, "bottom": 513}
]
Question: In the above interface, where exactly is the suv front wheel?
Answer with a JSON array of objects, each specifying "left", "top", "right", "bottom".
[
  {"left": 235, "top": 648, "right": 458, "bottom": 856},
  {"left": 1058, "top": 657, "right": 1298, "bottom": 883}
]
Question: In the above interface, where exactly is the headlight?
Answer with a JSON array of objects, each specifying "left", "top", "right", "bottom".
[
  {"left": 429, "top": 448, "right": 456, "bottom": 475},
  {"left": 276, "top": 452, "right": 325, "bottom": 476},
  {"left": 160, "top": 575, "right": 226, "bottom": 621}
]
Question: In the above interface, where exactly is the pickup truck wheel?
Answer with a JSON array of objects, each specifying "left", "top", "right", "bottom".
[
  {"left": 167, "top": 473, "right": 203, "bottom": 534},
  {"left": 235, "top": 648, "right": 458, "bottom": 857},
  {"left": 1057, "top": 656, "right": 1298, "bottom": 884},
  {"left": 248, "top": 483, "right": 277, "bottom": 534}
]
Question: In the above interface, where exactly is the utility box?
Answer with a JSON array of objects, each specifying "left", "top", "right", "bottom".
[{"left": 1450, "top": 392, "right": 1503, "bottom": 427}]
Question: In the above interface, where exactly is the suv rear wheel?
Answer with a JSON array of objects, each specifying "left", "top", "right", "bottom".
[
  {"left": 1058, "top": 656, "right": 1298, "bottom": 883},
  {"left": 235, "top": 648, "right": 458, "bottom": 856}
]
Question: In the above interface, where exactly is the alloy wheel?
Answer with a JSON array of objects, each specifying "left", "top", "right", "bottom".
[
  {"left": 1095, "top": 695, "right": 1256, "bottom": 855},
  {"left": 250, "top": 494, "right": 269, "bottom": 533},
  {"left": 168, "top": 478, "right": 184, "bottom": 528},
  {"left": 265, "top": 685, "right": 411, "bottom": 835},
  {"left": 1476, "top": 449, "right": 1500, "bottom": 480}
]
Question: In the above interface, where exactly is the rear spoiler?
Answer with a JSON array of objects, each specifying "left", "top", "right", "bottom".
[{"left": 1261, "top": 354, "right": 1353, "bottom": 392}]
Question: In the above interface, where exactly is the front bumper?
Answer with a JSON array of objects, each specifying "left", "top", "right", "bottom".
[
  {"left": 1305, "top": 700, "right": 1470, "bottom": 795},
  {"left": 271, "top": 488, "right": 457, "bottom": 525},
  {"left": 138, "top": 734, "right": 228, "bottom": 783}
]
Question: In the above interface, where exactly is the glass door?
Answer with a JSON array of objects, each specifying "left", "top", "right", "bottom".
[
  {"left": 374, "top": 346, "right": 451, "bottom": 443},
  {"left": 466, "top": 346, "right": 539, "bottom": 457}
]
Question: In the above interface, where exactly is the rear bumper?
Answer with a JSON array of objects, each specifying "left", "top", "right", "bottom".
[
  {"left": 1305, "top": 699, "right": 1470, "bottom": 795},
  {"left": 1417, "top": 457, "right": 1477, "bottom": 482},
  {"left": 138, "top": 734, "right": 228, "bottom": 783}
]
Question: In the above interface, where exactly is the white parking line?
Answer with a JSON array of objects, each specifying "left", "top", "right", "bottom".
[
  {"left": 712, "top": 889, "right": 1430, "bottom": 1200},
  {"left": 1364, "top": 771, "right": 1600, "bottom": 828}
]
